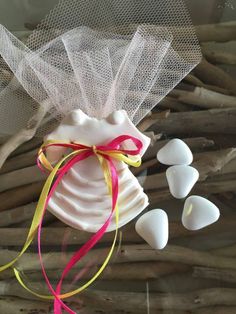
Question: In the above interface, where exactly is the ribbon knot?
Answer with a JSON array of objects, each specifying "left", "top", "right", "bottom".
[
  {"left": 92, "top": 145, "right": 97, "bottom": 154},
  {"left": 0, "top": 134, "right": 143, "bottom": 314}
]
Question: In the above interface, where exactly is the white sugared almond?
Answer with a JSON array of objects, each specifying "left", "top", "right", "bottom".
[
  {"left": 166, "top": 165, "right": 199, "bottom": 199},
  {"left": 157, "top": 138, "right": 193, "bottom": 165},
  {"left": 182, "top": 195, "right": 220, "bottom": 230},
  {"left": 135, "top": 209, "right": 169, "bottom": 249}
]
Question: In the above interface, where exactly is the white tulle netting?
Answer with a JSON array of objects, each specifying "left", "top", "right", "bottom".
[{"left": 0, "top": 0, "right": 201, "bottom": 136}]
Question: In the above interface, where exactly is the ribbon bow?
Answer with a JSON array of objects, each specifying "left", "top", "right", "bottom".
[{"left": 0, "top": 135, "right": 143, "bottom": 314}]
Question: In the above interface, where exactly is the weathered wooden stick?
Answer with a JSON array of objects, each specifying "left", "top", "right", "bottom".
[
  {"left": 0, "top": 102, "right": 48, "bottom": 169},
  {"left": 82, "top": 288, "right": 233, "bottom": 311},
  {"left": 132, "top": 158, "right": 157, "bottom": 175},
  {"left": 144, "top": 131, "right": 162, "bottom": 145},
  {"left": 0, "top": 296, "right": 52, "bottom": 314},
  {"left": 216, "top": 159, "right": 236, "bottom": 177},
  {"left": 0, "top": 263, "right": 234, "bottom": 293},
  {"left": 0, "top": 261, "right": 189, "bottom": 281},
  {"left": 1, "top": 214, "right": 235, "bottom": 246},
  {"left": 212, "top": 244, "right": 236, "bottom": 257},
  {"left": 184, "top": 73, "right": 232, "bottom": 95},
  {"left": 2, "top": 245, "right": 236, "bottom": 283},
  {"left": 158, "top": 96, "right": 192, "bottom": 111},
  {"left": 0, "top": 181, "right": 44, "bottom": 212},
  {"left": 0, "top": 165, "right": 46, "bottom": 193},
  {"left": 0, "top": 276, "right": 228, "bottom": 295},
  {"left": 193, "top": 177, "right": 236, "bottom": 195},
  {"left": 194, "top": 59, "right": 236, "bottom": 94},
  {"left": 185, "top": 73, "right": 204, "bottom": 86},
  {"left": 11, "top": 137, "right": 42, "bottom": 157},
  {"left": 1, "top": 234, "right": 233, "bottom": 282},
  {"left": 1, "top": 244, "right": 236, "bottom": 271},
  {"left": 0, "top": 295, "right": 236, "bottom": 314},
  {"left": 81, "top": 307, "right": 236, "bottom": 314},
  {"left": 193, "top": 266, "right": 236, "bottom": 284},
  {"left": 138, "top": 110, "right": 170, "bottom": 132},
  {"left": 0, "top": 203, "right": 37, "bottom": 227},
  {"left": 170, "top": 87, "right": 236, "bottom": 109},
  {"left": 201, "top": 47, "right": 236, "bottom": 65},
  {"left": 150, "top": 108, "right": 236, "bottom": 135},
  {"left": 0, "top": 148, "right": 37, "bottom": 174},
  {"left": 1, "top": 283, "right": 236, "bottom": 311},
  {"left": 193, "top": 148, "right": 236, "bottom": 180},
  {"left": 195, "top": 21, "right": 236, "bottom": 42}
]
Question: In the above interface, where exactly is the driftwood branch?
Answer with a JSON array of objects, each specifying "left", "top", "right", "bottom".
[
  {"left": 144, "top": 131, "right": 162, "bottom": 145},
  {"left": 0, "top": 261, "right": 189, "bottom": 282},
  {"left": 0, "top": 148, "right": 37, "bottom": 174},
  {"left": 193, "top": 175, "right": 236, "bottom": 195},
  {"left": 201, "top": 46, "right": 236, "bottom": 65},
  {"left": 184, "top": 73, "right": 232, "bottom": 95},
  {"left": 0, "top": 203, "right": 37, "bottom": 227},
  {"left": 1, "top": 244, "right": 236, "bottom": 272},
  {"left": 210, "top": 244, "right": 236, "bottom": 257},
  {"left": 138, "top": 110, "right": 170, "bottom": 132},
  {"left": 195, "top": 21, "right": 236, "bottom": 42},
  {"left": 158, "top": 96, "right": 191, "bottom": 111},
  {"left": 0, "top": 165, "right": 46, "bottom": 193},
  {"left": 194, "top": 59, "right": 236, "bottom": 94},
  {"left": 193, "top": 148, "right": 236, "bottom": 180},
  {"left": 0, "top": 296, "right": 52, "bottom": 314},
  {"left": 0, "top": 100, "right": 49, "bottom": 169},
  {"left": 11, "top": 137, "right": 42, "bottom": 157},
  {"left": 0, "top": 295, "right": 235, "bottom": 314},
  {"left": 149, "top": 108, "right": 236, "bottom": 135},
  {"left": 0, "top": 181, "right": 44, "bottom": 212},
  {"left": 0, "top": 283, "right": 236, "bottom": 312},
  {"left": 170, "top": 87, "right": 236, "bottom": 109},
  {"left": 193, "top": 266, "right": 236, "bottom": 284},
  {"left": 132, "top": 158, "right": 157, "bottom": 175}
]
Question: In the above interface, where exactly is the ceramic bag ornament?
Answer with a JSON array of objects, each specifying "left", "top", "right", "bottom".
[
  {"left": 46, "top": 109, "right": 150, "bottom": 232},
  {"left": 0, "top": 0, "right": 201, "bottom": 312}
]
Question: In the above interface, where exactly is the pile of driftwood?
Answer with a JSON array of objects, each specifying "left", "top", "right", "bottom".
[{"left": 0, "top": 21, "right": 235, "bottom": 313}]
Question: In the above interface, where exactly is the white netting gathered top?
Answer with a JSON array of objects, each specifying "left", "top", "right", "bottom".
[{"left": 0, "top": 0, "right": 201, "bottom": 136}]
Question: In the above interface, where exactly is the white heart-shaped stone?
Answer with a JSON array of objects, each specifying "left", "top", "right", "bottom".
[
  {"left": 182, "top": 195, "right": 220, "bottom": 230},
  {"left": 157, "top": 138, "right": 193, "bottom": 165},
  {"left": 166, "top": 165, "right": 199, "bottom": 199},
  {"left": 135, "top": 209, "right": 169, "bottom": 249}
]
